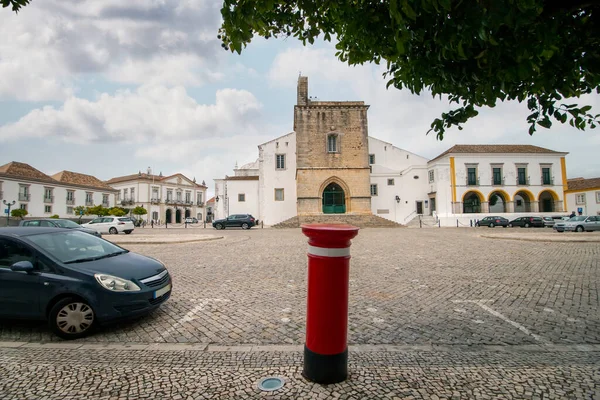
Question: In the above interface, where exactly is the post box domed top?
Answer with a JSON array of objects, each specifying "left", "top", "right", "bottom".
[{"left": 301, "top": 224, "right": 359, "bottom": 248}]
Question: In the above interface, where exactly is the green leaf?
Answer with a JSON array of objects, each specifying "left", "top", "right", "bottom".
[{"left": 401, "top": 0, "right": 417, "bottom": 20}]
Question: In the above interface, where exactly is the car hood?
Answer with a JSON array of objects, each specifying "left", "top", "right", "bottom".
[
  {"left": 70, "top": 252, "right": 166, "bottom": 281},
  {"left": 213, "top": 218, "right": 226, "bottom": 223},
  {"left": 74, "top": 227, "right": 100, "bottom": 235}
]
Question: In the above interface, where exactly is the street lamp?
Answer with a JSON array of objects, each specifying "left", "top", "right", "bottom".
[{"left": 3, "top": 200, "right": 16, "bottom": 226}]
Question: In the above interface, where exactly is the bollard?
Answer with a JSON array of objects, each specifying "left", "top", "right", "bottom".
[
  {"left": 457, "top": 219, "right": 459, "bottom": 227},
  {"left": 301, "top": 224, "right": 359, "bottom": 384}
]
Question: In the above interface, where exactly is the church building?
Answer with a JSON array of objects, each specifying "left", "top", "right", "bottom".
[{"left": 213, "top": 76, "right": 569, "bottom": 227}]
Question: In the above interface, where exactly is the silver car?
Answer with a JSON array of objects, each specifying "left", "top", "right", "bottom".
[{"left": 554, "top": 216, "right": 600, "bottom": 232}]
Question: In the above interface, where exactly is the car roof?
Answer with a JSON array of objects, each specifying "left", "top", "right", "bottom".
[{"left": 0, "top": 227, "right": 72, "bottom": 237}]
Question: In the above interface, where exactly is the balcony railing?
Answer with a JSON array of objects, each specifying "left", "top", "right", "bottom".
[
  {"left": 102, "top": 202, "right": 109, "bottom": 207},
  {"left": 466, "top": 178, "right": 479, "bottom": 186},
  {"left": 151, "top": 198, "right": 161, "bottom": 204},
  {"left": 197, "top": 201, "right": 205, "bottom": 207},
  {"left": 66, "top": 199, "right": 75, "bottom": 205},
  {"left": 85, "top": 200, "right": 94, "bottom": 206},
  {"left": 516, "top": 177, "right": 530, "bottom": 185},
  {"left": 541, "top": 177, "right": 554, "bottom": 185},
  {"left": 121, "top": 199, "right": 134, "bottom": 206},
  {"left": 44, "top": 196, "right": 54, "bottom": 203},
  {"left": 491, "top": 178, "right": 504, "bottom": 186},
  {"left": 184, "top": 200, "right": 193, "bottom": 206},
  {"left": 19, "top": 193, "right": 30, "bottom": 201}
]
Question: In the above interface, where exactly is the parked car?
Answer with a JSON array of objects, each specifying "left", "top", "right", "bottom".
[
  {"left": 508, "top": 216, "right": 544, "bottom": 228},
  {"left": 81, "top": 216, "right": 135, "bottom": 235},
  {"left": 185, "top": 217, "right": 199, "bottom": 224},
  {"left": 19, "top": 218, "right": 101, "bottom": 237},
  {"left": 212, "top": 214, "right": 256, "bottom": 230},
  {"left": 553, "top": 215, "right": 600, "bottom": 232},
  {"left": 542, "top": 217, "right": 555, "bottom": 228},
  {"left": 476, "top": 216, "right": 509, "bottom": 228},
  {"left": 0, "top": 227, "right": 171, "bottom": 339}
]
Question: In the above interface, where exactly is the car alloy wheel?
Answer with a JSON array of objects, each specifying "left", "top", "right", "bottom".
[
  {"left": 489, "top": 223, "right": 495, "bottom": 228},
  {"left": 508, "top": 223, "right": 513, "bottom": 227},
  {"left": 241, "top": 223, "right": 249, "bottom": 229},
  {"left": 215, "top": 223, "right": 224, "bottom": 230},
  {"left": 49, "top": 298, "right": 95, "bottom": 340},
  {"left": 109, "top": 227, "right": 118, "bottom": 234},
  {"left": 524, "top": 223, "right": 530, "bottom": 228},
  {"left": 576, "top": 226, "right": 584, "bottom": 232}
]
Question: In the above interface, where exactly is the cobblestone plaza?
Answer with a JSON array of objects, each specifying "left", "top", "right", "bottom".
[{"left": 1, "top": 227, "right": 598, "bottom": 399}]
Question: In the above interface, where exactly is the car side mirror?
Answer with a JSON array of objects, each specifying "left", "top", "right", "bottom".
[{"left": 11, "top": 261, "right": 35, "bottom": 273}]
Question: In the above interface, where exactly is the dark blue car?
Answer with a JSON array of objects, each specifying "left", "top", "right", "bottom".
[{"left": 0, "top": 227, "right": 171, "bottom": 340}]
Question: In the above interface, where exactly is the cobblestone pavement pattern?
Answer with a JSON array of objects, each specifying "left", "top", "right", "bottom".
[{"left": 1, "top": 227, "right": 598, "bottom": 398}]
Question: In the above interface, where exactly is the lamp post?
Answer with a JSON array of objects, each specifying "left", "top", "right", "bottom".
[{"left": 3, "top": 200, "right": 16, "bottom": 226}]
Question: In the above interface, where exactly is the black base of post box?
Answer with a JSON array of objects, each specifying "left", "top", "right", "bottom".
[{"left": 302, "top": 345, "right": 348, "bottom": 384}]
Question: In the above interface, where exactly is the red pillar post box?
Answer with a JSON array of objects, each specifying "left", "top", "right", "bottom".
[{"left": 301, "top": 223, "right": 360, "bottom": 384}]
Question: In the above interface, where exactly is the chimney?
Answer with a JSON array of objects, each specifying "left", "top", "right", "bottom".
[{"left": 297, "top": 76, "right": 308, "bottom": 106}]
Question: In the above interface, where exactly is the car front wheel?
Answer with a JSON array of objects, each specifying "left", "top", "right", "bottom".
[
  {"left": 241, "top": 223, "right": 249, "bottom": 230},
  {"left": 49, "top": 297, "right": 95, "bottom": 340},
  {"left": 508, "top": 223, "right": 513, "bottom": 227},
  {"left": 215, "top": 223, "right": 224, "bottom": 230}
]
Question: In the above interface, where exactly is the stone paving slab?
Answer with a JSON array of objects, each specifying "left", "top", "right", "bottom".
[
  {"left": 0, "top": 346, "right": 598, "bottom": 399},
  {"left": 105, "top": 233, "right": 223, "bottom": 244}
]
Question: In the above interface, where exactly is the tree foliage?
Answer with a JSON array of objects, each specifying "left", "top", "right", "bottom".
[
  {"left": 132, "top": 206, "right": 148, "bottom": 217},
  {"left": 73, "top": 206, "right": 87, "bottom": 216},
  {"left": 108, "top": 207, "right": 127, "bottom": 217},
  {"left": 87, "top": 205, "right": 109, "bottom": 217},
  {"left": 1, "top": 0, "right": 30, "bottom": 13},
  {"left": 219, "top": 0, "right": 600, "bottom": 138},
  {"left": 11, "top": 209, "right": 28, "bottom": 219}
]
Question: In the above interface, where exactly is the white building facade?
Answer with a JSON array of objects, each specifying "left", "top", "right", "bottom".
[
  {"left": 565, "top": 177, "right": 600, "bottom": 216},
  {"left": 0, "top": 162, "right": 116, "bottom": 222},
  {"left": 106, "top": 171, "right": 207, "bottom": 224},
  {"left": 428, "top": 145, "right": 569, "bottom": 225}
]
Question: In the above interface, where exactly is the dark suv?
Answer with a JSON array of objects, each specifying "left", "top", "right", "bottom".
[
  {"left": 476, "top": 216, "right": 509, "bottom": 228},
  {"left": 508, "top": 216, "right": 544, "bottom": 228},
  {"left": 212, "top": 214, "right": 256, "bottom": 230}
]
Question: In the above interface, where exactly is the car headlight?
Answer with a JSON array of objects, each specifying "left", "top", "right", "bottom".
[{"left": 95, "top": 274, "right": 141, "bottom": 292}]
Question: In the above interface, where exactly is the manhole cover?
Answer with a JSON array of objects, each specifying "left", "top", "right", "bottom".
[{"left": 258, "top": 377, "right": 285, "bottom": 392}]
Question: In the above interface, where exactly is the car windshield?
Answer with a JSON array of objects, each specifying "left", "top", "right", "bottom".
[
  {"left": 53, "top": 220, "right": 81, "bottom": 228},
  {"left": 570, "top": 216, "right": 586, "bottom": 221},
  {"left": 26, "top": 230, "right": 128, "bottom": 264}
]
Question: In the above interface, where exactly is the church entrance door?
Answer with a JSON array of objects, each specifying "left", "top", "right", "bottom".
[{"left": 322, "top": 183, "right": 346, "bottom": 214}]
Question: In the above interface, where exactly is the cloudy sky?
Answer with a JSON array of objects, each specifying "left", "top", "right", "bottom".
[{"left": 1, "top": 1, "right": 599, "bottom": 196}]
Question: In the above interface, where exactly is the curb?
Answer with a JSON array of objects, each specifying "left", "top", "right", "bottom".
[
  {"left": 479, "top": 234, "right": 600, "bottom": 243},
  {"left": 106, "top": 236, "right": 224, "bottom": 245}
]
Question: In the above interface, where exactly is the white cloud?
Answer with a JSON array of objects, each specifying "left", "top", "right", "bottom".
[
  {"left": 0, "top": 85, "right": 263, "bottom": 144},
  {"left": 0, "top": 0, "right": 224, "bottom": 100}
]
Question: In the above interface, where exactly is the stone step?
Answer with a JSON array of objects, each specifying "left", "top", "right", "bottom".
[{"left": 272, "top": 214, "right": 405, "bottom": 229}]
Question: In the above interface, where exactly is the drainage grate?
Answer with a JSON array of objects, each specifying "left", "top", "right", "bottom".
[{"left": 258, "top": 377, "right": 285, "bottom": 392}]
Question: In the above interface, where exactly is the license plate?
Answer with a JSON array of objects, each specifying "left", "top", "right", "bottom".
[{"left": 154, "top": 283, "right": 171, "bottom": 299}]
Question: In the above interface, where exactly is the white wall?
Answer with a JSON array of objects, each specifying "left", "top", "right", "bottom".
[
  {"left": 368, "top": 137, "right": 429, "bottom": 223},
  {"left": 566, "top": 190, "right": 600, "bottom": 216},
  {"left": 1, "top": 178, "right": 114, "bottom": 218},
  {"left": 226, "top": 180, "right": 260, "bottom": 218},
  {"left": 259, "top": 132, "right": 297, "bottom": 226}
]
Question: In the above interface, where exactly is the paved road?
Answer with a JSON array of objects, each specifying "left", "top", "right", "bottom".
[{"left": 1, "top": 227, "right": 598, "bottom": 398}]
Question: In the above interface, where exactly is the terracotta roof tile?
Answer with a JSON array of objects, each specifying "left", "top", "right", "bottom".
[
  {"left": 566, "top": 177, "right": 600, "bottom": 191},
  {"left": 430, "top": 144, "right": 564, "bottom": 163},
  {"left": 52, "top": 171, "right": 115, "bottom": 191},
  {"left": 225, "top": 176, "right": 259, "bottom": 181},
  {"left": 0, "top": 161, "right": 58, "bottom": 184}
]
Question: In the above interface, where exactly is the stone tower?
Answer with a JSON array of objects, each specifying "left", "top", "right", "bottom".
[{"left": 294, "top": 76, "right": 372, "bottom": 216}]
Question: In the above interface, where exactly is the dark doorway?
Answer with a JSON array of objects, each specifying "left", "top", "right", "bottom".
[
  {"left": 429, "top": 197, "right": 436, "bottom": 214},
  {"left": 463, "top": 192, "right": 482, "bottom": 213},
  {"left": 185, "top": 209, "right": 190, "bottom": 218},
  {"left": 175, "top": 209, "right": 182, "bottom": 223},
  {"left": 166, "top": 209, "right": 172, "bottom": 224},
  {"left": 416, "top": 201, "right": 423, "bottom": 214},
  {"left": 322, "top": 182, "right": 346, "bottom": 214}
]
